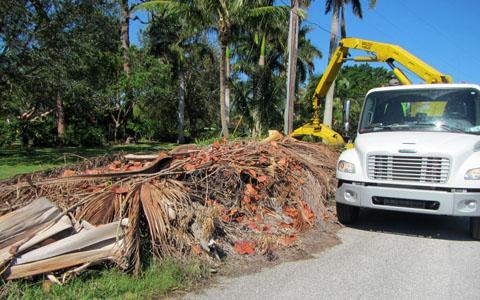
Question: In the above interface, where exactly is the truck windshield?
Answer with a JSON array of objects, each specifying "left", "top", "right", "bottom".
[{"left": 359, "top": 87, "right": 480, "bottom": 135}]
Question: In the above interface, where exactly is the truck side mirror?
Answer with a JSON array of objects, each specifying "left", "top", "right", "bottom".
[{"left": 343, "top": 99, "right": 351, "bottom": 138}]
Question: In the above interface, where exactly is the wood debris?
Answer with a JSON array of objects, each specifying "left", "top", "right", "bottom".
[{"left": 0, "top": 137, "right": 338, "bottom": 280}]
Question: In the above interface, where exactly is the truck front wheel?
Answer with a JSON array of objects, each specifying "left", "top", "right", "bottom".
[
  {"left": 336, "top": 202, "right": 359, "bottom": 224},
  {"left": 470, "top": 217, "right": 480, "bottom": 240}
]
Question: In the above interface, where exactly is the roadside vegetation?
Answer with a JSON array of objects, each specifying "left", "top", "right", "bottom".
[{"left": 1, "top": 258, "right": 209, "bottom": 299}]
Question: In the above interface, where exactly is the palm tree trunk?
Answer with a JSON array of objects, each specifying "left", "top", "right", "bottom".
[
  {"left": 252, "top": 34, "right": 266, "bottom": 137},
  {"left": 177, "top": 68, "right": 186, "bottom": 144},
  {"left": 258, "top": 34, "right": 266, "bottom": 66},
  {"left": 225, "top": 46, "right": 231, "bottom": 127},
  {"left": 340, "top": 6, "right": 346, "bottom": 39},
  {"left": 254, "top": 121, "right": 261, "bottom": 137},
  {"left": 219, "top": 36, "right": 229, "bottom": 138},
  {"left": 56, "top": 93, "right": 65, "bottom": 147},
  {"left": 120, "top": 0, "right": 130, "bottom": 74},
  {"left": 323, "top": 2, "right": 340, "bottom": 128}
]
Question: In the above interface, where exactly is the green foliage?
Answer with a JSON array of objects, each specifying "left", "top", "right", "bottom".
[
  {"left": 336, "top": 64, "right": 392, "bottom": 99},
  {"left": 64, "top": 123, "right": 106, "bottom": 147},
  {"left": 144, "top": 10, "right": 220, "bottom": 141},
  {"left": 182, "top": 54, "right": 220, "bottom": 139},
  {"left": 0, "top": 118, "right": 17, "bottom": 146},
  {"left": 232, "top": 20, "right": 321, "bottom": 135},
  {"left": 28, "top": 118, "right": 57, "bottom": 147},
  {"left": 0, "top": 0, "right": 370, "bottom": 147},
  {"left": 2, "top": 258, "right": 209, "bottom": 300},
  {"left": 1, "top": 0, "right": 119, "bottom": 146}
]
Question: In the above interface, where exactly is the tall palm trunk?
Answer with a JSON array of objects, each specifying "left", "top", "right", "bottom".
[
  {"left": 252, "top": 34, "right": 266, "bottom": 137},
  {"left": 258, "top": 34, "right": 266, "bottom": 66},
  {"left": 323, "top": 2, "right": 340, "bottom": 128},
  {"left": 253, "top": 80, "right": 263, "bottom": 138},
  {"left": 340, "top": 6, "right": 346, "bottom": 39},
  {"left": 56, "top": 93, "right": 65, "bottom": 146},
  {"left": 219, "top": 35, "right": 229, "bottom": 138},
  {"left": 120, "top": 0, "right": 130, "bottom": 74},
  {"left": 225, "top": 47, "right": 231, "bottom": 126},
  {"left": 253, "top": 115, "right": 262, "bottom": 137},
  {"left": 252, "top": 70, "right": 263, "bottom": 137},
  {"left": 177, "top": 68, "right": 186, "bottom": 144}
]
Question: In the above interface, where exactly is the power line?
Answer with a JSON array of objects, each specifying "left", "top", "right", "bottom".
[
  {"left": 399, "top": 0, "right": 480, "bottom": 68},
  {"left": 303, "top": 19, "right": 339, "bottom": 38},
  {"left": 368, "top": 6, "right": 470, "bottom": 81},
  {"left": 279, "top": 0, "right": 340, "bottom": 38},
  {"left": 279, "top": 1, "right": 468, "bottom": 82},
  {"left": 395, "top": 1, "right": 477, "bottom": 81},
  {"left": 368, "top": 9, "right": 407, "bottom": 41}
]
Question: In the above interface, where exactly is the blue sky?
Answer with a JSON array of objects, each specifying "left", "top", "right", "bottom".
[{"left": 130, "top": 0, "right": 480, "bottom": 83}]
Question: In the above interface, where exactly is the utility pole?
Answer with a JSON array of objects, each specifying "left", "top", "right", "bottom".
[{"left": 284, "top": 0, "right": 299, "bottom": 135}]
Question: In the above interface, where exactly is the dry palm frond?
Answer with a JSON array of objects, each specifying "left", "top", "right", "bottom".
[
  {"left": 79, "top": 192, "right": 119, "bottom": 225},
  {"left": 140, "top": 182, "right": 172, "bottom": 257},
  {"left": 122, "top": 187, "right": 142, "bottom": 274}
]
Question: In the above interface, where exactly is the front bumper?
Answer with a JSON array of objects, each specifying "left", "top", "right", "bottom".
[{"left": 336, "top": 181, "right": 480, "bottom": 216}]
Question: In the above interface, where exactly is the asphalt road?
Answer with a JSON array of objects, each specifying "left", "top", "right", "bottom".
[{"left": 186, "top": 209, "right": 480, "bottom": 299}]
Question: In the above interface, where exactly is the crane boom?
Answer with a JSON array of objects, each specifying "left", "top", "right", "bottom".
[{"left": 292, "top": 37, "right": 453, "bottom": 144}]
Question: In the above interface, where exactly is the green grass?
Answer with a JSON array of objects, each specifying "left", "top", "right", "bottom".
[
  {"left": 2, "top": 258, "right": 209, "bottom": 300},
  {"left": 0, "top": 136, "right": 255, "bottom": 180},
  {"left": 0, "top": 143, "right": 176, "bottom": 180}
]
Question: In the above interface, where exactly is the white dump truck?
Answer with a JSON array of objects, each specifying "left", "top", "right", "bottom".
[{"left": 336, "top": 84, "right": 480, "bottom": 239}]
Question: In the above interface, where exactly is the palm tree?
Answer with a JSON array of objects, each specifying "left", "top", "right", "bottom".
[
  {"left": 296, "top": 26, "right": 322, "bottom": 85},
  {"left": 138, "top": 0, "right": 286, "bottom": 138},
  {"left": 145, "top": 8, "right": 192, "bottom": 143},
  {"left": 136, "top": 1, "right": 211, "bottom": 143},
  {"left": 234, "top": 23, "right": 321, "bottom": 135},
  {"left": 192, "top": 0, "right": 287, "bottom": 138},
  {"left": 322, "top": 0, "right": 376, "bottom": 128}
]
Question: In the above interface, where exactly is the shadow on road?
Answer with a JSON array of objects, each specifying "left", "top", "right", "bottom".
[{"left": 349, "top": 208, "right": 473, "bottom": 241}]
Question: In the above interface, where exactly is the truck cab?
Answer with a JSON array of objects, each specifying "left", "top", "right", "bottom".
[{"left": 336, "top": 84, "right": 480, "bottom": 239}]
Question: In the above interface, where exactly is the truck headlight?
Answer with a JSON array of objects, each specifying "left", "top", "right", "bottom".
[
  {"left": 338, "top": 160, "right": 355, "bottom": 173},
  {"left": 465, "top": 168, "right": 480, "bottom": 180}
]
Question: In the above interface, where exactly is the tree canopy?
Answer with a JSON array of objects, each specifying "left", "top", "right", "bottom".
[{"left": 0, "top": 0, "right": 391, "bottom": 147}]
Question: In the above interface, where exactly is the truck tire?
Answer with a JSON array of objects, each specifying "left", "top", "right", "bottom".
[
  {"left": 336, "top": 202, "right": 359, "bottom": 224},
  {"left": 470, "top": 217, "right": 480, "bottom": 240}
]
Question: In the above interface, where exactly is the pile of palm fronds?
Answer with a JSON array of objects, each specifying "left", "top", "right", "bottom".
[{"left": 0, "top": 137, "right": 338, "bottom": 279}]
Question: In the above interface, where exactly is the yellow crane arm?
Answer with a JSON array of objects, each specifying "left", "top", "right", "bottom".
[{"left": 293, "top": 37, "right": 453, "bottom": 145}]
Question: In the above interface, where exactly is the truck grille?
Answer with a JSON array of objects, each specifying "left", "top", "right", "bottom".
[{"left": 367, "top": 155, "right": 450, "bottom": 183}]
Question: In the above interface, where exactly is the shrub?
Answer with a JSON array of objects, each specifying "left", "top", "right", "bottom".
[
  {"left": 65, "top": 123, "right": 106, "bottom": 147},
  {"left": 30, "top": 118, "right": 56, "bottom": 147},
  {"left": 0, "top": 118, "right": 17, "bottom": 146}
]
